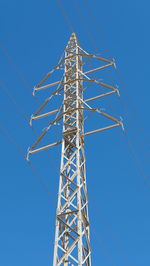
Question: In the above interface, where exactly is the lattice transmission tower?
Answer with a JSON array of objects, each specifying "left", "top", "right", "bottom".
[{"left": 27, "top": 33, "right": 123, "bottom": 265}]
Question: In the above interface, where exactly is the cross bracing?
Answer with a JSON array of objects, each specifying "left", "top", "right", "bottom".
[{"left": 27, "top": 33, "right": 124, "bottom": 265}]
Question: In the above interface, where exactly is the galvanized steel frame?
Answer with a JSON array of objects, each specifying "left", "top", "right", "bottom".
[{"left": 27, "top": 33, "right": 124, "bottom": 265}]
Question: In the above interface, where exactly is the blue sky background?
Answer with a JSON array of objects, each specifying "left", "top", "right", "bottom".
[{"left": 0, "top": 0, "right": 150, "bottom": 265}]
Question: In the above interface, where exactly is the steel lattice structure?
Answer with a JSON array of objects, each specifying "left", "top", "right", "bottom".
[{"left": 27, "top": 33, "right": 124, "bottom": 265}]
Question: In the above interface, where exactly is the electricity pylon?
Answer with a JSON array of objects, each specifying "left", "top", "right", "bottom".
[{"left": 27, "top": 33, "right": 124, "bottom": 265}]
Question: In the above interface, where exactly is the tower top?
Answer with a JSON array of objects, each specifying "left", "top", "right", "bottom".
[
  {"left": 71, "top": 32, "right": 77, "bottom": 38},
  {"left": 66, "top": 32, "right": 78, "bottom": 49}
]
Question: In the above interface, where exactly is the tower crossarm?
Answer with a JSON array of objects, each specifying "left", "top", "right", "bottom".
[
  {"left": 83, "top": 123, "right": 122, "bottom": 137},
  {"left": 85, "top": 90, "right": 118, "bottom": 103},
  {"left": 84, "top": 62, "right": 114, "bottom": 75}
]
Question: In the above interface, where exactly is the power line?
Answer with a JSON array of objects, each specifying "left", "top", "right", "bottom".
[
  {"left": 71, "top": 0, "right": 150, "bottom": 183},
  {"left": 82, "top": 0, "right": 150, "bottom": 150},
  {"left": 0, "top": 123, "right": 56, "bottom": 206},
  {"left": 0, "top": 81, "right": 59, "bottom": 174},
  {"left": 0, "top": 39, "right": 114, "bottom": 264},
  {"left": 87, "top": 63, "right": 150, "bottom": 188},
  {"left": 0, "top": 41, "right": 62, "bottom": 141},
  {"left": 123, "top": 130, "right": 150, "bottom": 188},
  {"left": 56, "top": 0, "right": 74, "bottom": 32},
  {"left": 54, "top": 1, "right": 150, "bottom": 264},
  {"left": 0, "top": 40, "right": 66, "bottom": 167},
  {"left": 94, "top": 63, "right": 150, "bottom": 166},
  {"left": 0, "top": 6, "right": 148, "bottom": 262},
  {"left": 73, "top": 0, "right": 99, "bottom": 53},
  {"left": 0, "top": 120, "right": 114, "bottom": 265},
  {"left": 1, "top": 77, "right": 130, "bottom": 264},
  {"left": 121, "top": 132, "right": 150, "bottom": 199},
  {"left": 118, "top": 95, "right": 150, "bottom": 166},
  {"left": 0, "top": 7, "right": 130, "bottom": 265},
  {"left": 84, "top": 56, "right": 150, "bottom": 189},
  {"left": 83, "top": 0, "right": 112, "bottom": 59},
  {"left": 90, "top": 226, "right": 115, "bottom": 266},
  {"left": 89, "top": 195, "right": 130, "bottom": 265},
  {"left": 116, "top": 70, "right": 150, "bottom": 150},
  {"left": 1, "top": 2, "right": 148, "bottom": 182},
  {"left": 0, "top": 44, "right": 33, "bottom": 97},
  {"left": 86, "top": 61, "right": 150, "bottom": 189}
]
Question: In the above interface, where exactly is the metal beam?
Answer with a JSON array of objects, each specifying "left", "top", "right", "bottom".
[
  {"left": 84, "top": 63, "right": 113, "bottom": 75},
  {"left": 83, "top": 123, "right": 121, "bottom": 137},
  {"left": 34, "top": 80, "right": 61, "bottom": 93},
  {"left": 28, "top": 141, "right": 61, "bottom": 156},
  {"left": 85, "top": 90, "right": 117, "bottom": 103},
  {"left": 31, "top": 109, "right": 59, "bottom": 121}
]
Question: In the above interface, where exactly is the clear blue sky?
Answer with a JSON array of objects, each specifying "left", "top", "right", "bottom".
[{"left": 0, "top": 0, "right": 150, "bottom": 265}]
